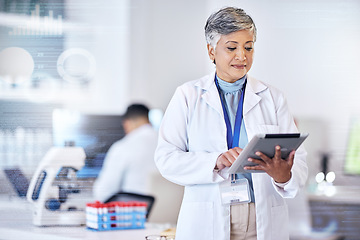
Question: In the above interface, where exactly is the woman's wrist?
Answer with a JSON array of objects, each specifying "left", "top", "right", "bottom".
[{"left": 274, "top": 172, "right": 292, "bottom": 184}]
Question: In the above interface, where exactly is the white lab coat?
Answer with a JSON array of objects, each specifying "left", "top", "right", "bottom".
[
  {"left": 154, "top": 72, "right": 308, "bottom": 240},
  {"left": 93, "top": 124, "right": 158, "bottom": 202}
]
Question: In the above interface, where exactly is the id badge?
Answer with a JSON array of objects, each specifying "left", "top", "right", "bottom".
[{"left": 219, "top": 174, "right": 251, "bottom": 205}]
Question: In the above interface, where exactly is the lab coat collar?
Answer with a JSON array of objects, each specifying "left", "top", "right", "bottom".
[
  {"left": 244, "top": 75, "right": 267, "bottom": 115},
  {"left": 195, "top": 72, "right": 268, "bottom": 116},
  {"left": 196, "top": 72, "right": 223, "bottom": 116}
]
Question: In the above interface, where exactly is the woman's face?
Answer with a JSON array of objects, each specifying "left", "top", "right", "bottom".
[{"left": 207, "top": 30, "right": 255, "bottom": 83}]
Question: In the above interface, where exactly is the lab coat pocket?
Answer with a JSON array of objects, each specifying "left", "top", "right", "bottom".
[
  {"left": 270, "top": 205, "right": 289, "bottom": 239},
  {"left": 258, "top": 124, "right": 279, "bottom": 134},
  {"left": 177, "top": 202, "right": 214, "bottom": 240}
]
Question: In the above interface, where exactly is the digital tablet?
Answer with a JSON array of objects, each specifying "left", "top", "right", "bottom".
[{"left": 228, "top": 133, "right": 308, "bottom": 174}]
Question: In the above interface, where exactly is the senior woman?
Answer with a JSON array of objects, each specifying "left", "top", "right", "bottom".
[{"left": 155, "top": 7, "right": 307, "bottom": 240}]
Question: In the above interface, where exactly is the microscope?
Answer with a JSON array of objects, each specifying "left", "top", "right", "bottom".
[{"left": 26, "top": 143, "right": 88, "bottom": 226}]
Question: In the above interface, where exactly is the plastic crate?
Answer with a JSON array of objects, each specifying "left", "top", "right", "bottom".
[{"left": 86, "top": 201, "right": 147, "bottom": 231}]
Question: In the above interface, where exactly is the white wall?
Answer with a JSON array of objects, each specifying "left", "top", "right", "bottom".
[
  {"left": 64, "top": 0, "right": 131, "bottom": 114},
  {"left": 128, "top": 0, "right": 211, "bottom": 109}
]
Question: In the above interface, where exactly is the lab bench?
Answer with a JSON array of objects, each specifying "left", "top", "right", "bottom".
[{"left": 0, "top": 195, "right": 173, "bottom": 240}]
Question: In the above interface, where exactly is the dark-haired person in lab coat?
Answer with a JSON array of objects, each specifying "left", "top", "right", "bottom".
[{"left": 155, "top": 7, "right": 307, "bottom": 240}]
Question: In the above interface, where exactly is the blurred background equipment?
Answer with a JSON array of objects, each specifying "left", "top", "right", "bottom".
[
  {"left": 26, "top": 144, "right": 87, "bottom": 226},
  {"left": 52, "top": 109, "right": 125, "bottom": 178}
]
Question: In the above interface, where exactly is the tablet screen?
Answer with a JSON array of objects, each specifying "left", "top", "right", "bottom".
[{"left": 228, "top": 133, "right": 308, "bottom": 174}]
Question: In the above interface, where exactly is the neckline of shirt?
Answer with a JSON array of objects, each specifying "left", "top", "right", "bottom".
[{"left": 216, "top": 74, "right": 246, "bottom": 94}]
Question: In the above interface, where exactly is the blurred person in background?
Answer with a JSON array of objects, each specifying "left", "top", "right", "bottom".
[{"left": 93, "top": 104, "right": 158, "bottom": 202}]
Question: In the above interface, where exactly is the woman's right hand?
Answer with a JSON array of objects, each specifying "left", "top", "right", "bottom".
[{"left": 215, "top": 147, "right": 243, "bottom": 171}]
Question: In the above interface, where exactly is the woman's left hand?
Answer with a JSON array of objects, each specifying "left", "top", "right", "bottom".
[{"left": 244, "top": 146, "right": 295, "bottom": 183}]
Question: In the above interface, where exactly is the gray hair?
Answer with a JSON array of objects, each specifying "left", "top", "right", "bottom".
[{"left": 205, "top": 7, "right": 257, "bottom": 48}]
